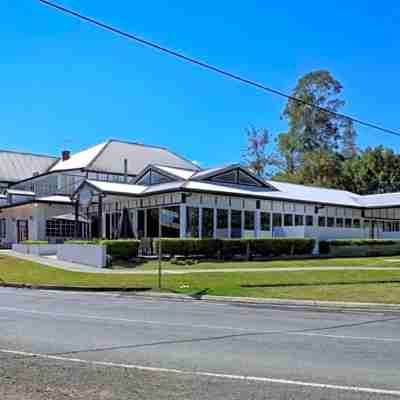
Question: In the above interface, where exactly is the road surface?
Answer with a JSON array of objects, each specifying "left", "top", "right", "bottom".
[{"left": 0, "top": 287, "right": 399, "bottom": 399}]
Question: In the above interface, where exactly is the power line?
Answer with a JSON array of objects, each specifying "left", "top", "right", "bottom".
[{"left": 39, "top": 0, "right": 400, "bottom": 138}]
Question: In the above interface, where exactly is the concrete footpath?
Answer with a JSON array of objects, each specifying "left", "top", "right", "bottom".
[{"left": 3, "top": 250, "right": 400, "bottom": 275}]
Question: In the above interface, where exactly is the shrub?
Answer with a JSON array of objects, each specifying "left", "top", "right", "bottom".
[
  {"left": 319, "top": 241, "right": 330, "bottom": 254},
  {"left": 250, "top": 239, "right": 273, "bottom": 257},
  {"left": 154, "top": 239, "right": 220, "bottom": 258},
  {"left": 220, "top": 240, "right": 248, "bottom": 259},
  {"left": 98, "top": 240, "right": 140, "bottom": 260},
  {"left": 328, "top": 239, "right": 398, "bottom": 247},
  {"left": 65, "top": 240, "right": 100, "bottom": 245},
  {"left": 21, "top": 240, "right": 48, "bottom": 245}
]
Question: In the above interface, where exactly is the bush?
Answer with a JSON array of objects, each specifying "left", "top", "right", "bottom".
[
  {"left": 65, "top": 240, "right": 99, "bottom": 245},
  {"left": 154, "top": 239, "right": 220, "bottom": 258},
  {"left": 98, "top": 240, "right": 140, "bottom": 260},
  {"left": 220, "top": 240, "right": 248, "bottom": 259},
  {"left": 319, "top": 241, "right": 331, "bottom": 254},
  {"left": 328, "top": 239, "right": 398, "bottom": 247}
]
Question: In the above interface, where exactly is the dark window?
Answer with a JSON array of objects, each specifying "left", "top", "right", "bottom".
[
  {"left": 0, "top": 219, "right": 6, "bottom": 239},
  {"left": 160, "top": 207, "right": 180, "bottom": 238},
  {"left": 46, "top": 219, "right": 84, "bottom": 238},
  {"left": 284, "top": 214, "right": 293, "bottom": 226},
  {"left": 336, "top": 218, "right": 344, "bottom": 228},
  {"left": 272, "top": 213, "right": 282, "bottom": 227},
  {"left": 137, "top": 170, "right": 171, "bottom": 186},
  {"left": 146, "top": 208, "right": 159, "bottom": 238},
  {"left": 202, "top": 208, "right": 214, "bottom": 238},
  {"left": 306, "top": 215, "right": 314, "bottom": 226},
  {"left": 295, "top": 215, "right": 304, "bottom": 226},
  {"left": 186, "top": 207, "right": 199, "bottom": 238},
  {"left": 137, "top": 210, "right": 145, "bottom": 238},
  {"left": 261, "top": 212, "right": 270, "bottom": 231},
  {"left": 318, "top": 216, "right": 326, "bottom": 227},
  {"left": 231, "top": 210, "right": 242, "bottom": 238},
  {"left": 217, "top": 209, "right": 228, "bottom": 229},
  {"left": 137, "top": 171, "right": 151, "bottom": 186},
  {"left": 345, "top": 218, "right": 352, "bottom": 228},
  {"left": 353, "top": 219, "right": 361, "bottom": 229},
  {"left": 327, "top": 217, "right": 335, "bottom": 227},
  {"left": 210, "top": 170, "right": 237, "bottom": 184},
  {"left": 244, "top": 211, "right": 255, "bottom": 230},
  {"left": 238, "top": 171, "right": 260, "bottom": 187}
]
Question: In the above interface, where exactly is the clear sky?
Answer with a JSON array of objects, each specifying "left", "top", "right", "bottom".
[{"left": 2, "top": 1, "right": 400, "bottom": 167}]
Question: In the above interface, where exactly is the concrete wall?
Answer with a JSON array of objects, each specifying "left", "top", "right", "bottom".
[
  {"left": 12, "top": 243, "right": 60, "bottom": 256},
  {"left": 58, "top": 244, "right": 107, "bottom": 268}
]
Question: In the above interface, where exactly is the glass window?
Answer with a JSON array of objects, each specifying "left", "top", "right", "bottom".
[
  {"left": 238, "top": 171, "right": 260, "bottom": 187},
  {"left": 305, "top": 215, "right": 314, "bottom": 226},
  {"left": 146, "top": 208, "right": 159, "bottom": 238},
  {"left": 345, "top": 218, "right": 352, "bottom": 228},
  {"left": 327, "top": 217, "right": 335, "bottom": 227},
  {"left": 137, "top": 171, "right": 151, "bottom": 186},
  {"left": 0, "top": 219, "right": 6, "bottom": 239},
  {"left": 217, "top": 209, "right": 228, "bottom": 229},
  {"left": 295, "top": 215, "right": 304, "bottom": 226},
  {"left": 284, "top": 214, "right": 293, "bottom": 226},
  {"left": 150, "top": 171, "right": 171, "bottom": 185},
  {"left": 353, "top": 219, "right": 361, "bottom": 229},
  {"left": 202, "top": 208, "right": 214, "bottom": 238},
  {"left": 336, "top": 218, "right": 344, "bottom": 228},
  {"left": 186, "top": 207, "right": 199, "bottom": 238},
  {"left": 160, "top": 207, "right": 180, "bottom": 237},
  {"left": 231, "top": 209, "right": 242, "bottom": 238},
  {"left": 244, "top": 211, "right": 255, "bottom": 230},
  {"left": 210, "top": 170, "right": 237, "bottom": 184},
  {"left": 318, "top": 216, "right": 326, "bottom": 227},
  {"left": 261, "top": 212, "right": 270, "bottom": 231},
  {"left": 46, "top": 219, "right": 84, "bottom": 238},
  {"left": 272, "top": 213, "right": 282, "bottom": 227}
]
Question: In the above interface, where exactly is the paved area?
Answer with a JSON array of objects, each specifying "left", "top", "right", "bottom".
[
  {"left": 0, "top": 287, "right": 399, "bottom": 399},
  {"left": 4, "top": 250, "right": 400, "bottom": 275}
]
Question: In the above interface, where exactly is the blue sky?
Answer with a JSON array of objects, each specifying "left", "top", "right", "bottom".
[{"left": 2, "top": 1, "right": 400, "bottom": 167}]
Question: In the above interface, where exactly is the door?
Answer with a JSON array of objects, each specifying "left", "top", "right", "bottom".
[{"left": 17, "top": 220, "right": 29, "bottom": 243}]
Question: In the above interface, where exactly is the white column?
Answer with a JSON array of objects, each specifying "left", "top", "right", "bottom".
[
  {"left": 227, "top": 209, "right": 231, "bottom": 239},
  {"left": 180, "top": 204, "right": 186, "bottom": 239},
  {"left": 199, "top": 207, "right": 203, "bottom": 239},
  {"left": 213, "top": 208, "right": 217, "bottom": 238},
  {"left": 255, "top": 209, "right": 261, "bottom": 238}
]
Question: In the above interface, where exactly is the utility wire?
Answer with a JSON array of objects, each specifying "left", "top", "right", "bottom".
[{"left": 39, "top": 0, "right": 400, "bottom": 138}]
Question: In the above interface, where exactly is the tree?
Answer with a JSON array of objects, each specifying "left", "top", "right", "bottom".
[
  {"left": 341, "top": 118, "right": 358, "bottom": 159},
  {"left": 242, "top": 126, "right": 280, "bottom": 178}
]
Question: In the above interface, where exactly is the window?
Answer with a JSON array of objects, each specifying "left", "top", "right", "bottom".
[
  {"left": 295, "top": 215, "right": 304, "bottom": 226},
  {"left": 318, "top": 216, "right": 326, "bottom": 227},
  {"left": 231, "top": 210, "right": 242, "bottom": 238},
  {"left": 46, "top": 219, "right": 82, "bottom": 238},
  {"left": 305, "top": 215, "right": 314, "bottom": 226},
  {"left": 327, "top": 217, "right": 335, "bottom": 228},
  {"left": 336, "top": 218, "right": 344, "bottom": 228},
  {"left": 238, "top": 171, "right": 261, "bottom": 187},
  {"left": 261, "top": 212, "right": 270, "bottom": 231},
  {"left": 202, "top": 208, "right": 214, "bottom": 238},
  {"left": 186, "top": 207, "right": 199, "bottom": 238},
  {"left": 216, "top": 209, "right": 228, "bottom": 237},
  {"left": 363, "top": 219, "right": 370, "bottom": 229},
  {"left": 345, "top": 218, "right": 352, "bottom": 228},
  {"left": 0, "top": 219, "right": 6, "bottom": 239},
  {"left": 137, "top": 170, "right": 171, "bottom": 186},
  {"left": 146, "top": 208, "right": 159, "bottom": 238},
  {"left": 272, "top": 213, "right": 282, "bottom": 227},
  {"left": 284, "top": 214, "right": 293, "bottom": 226},
  {"left": 160, "top": 207, "right": 180, "bottom": 238},
  {"left": 353, "top": 219, "right": 361, "bottom": 229},
  {"left": 244, "top": 211, "right": 255, "bottom": 230},
  {"left": 210, "top": 170, "right": 237, "bottom": 184}
]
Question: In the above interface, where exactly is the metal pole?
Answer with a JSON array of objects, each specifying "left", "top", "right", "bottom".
[{"left": 158, "top": 239, "right": 162, "bottom": 290}]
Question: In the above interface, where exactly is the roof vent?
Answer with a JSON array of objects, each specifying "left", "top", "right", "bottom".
[{"left": 62, "top": 150, "right": 71, "bottom": 161}]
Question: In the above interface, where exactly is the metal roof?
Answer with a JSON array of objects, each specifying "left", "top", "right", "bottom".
[
  {"left": 0, "top": 150, "right": 57, "bottom": 183},
  {"left": 50, "top": 139, "right": 200, "bottom": 175}
]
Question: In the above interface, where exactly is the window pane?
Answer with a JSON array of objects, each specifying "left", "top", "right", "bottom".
[
  {"left": 327, "top": 217, "right": 335, "bottom": 227},
  {"left": 238, "top": 171, "right": 259, "bottom": 187},
  {"left": 295, "top": 215, "right": 303, "bottom": 226},
  {"left": 244, "top": 211, "right": 255, "bottom": 230},
  {"left": 318, "top": 216, "right": 326, "bottom": 227},
  {"left": 336, "top": 218, "right": 344, "bottom": 228},
  {"left": 137, "top": 171, "right": 151, "bottom": 185},
  {"left": 146, "top": 208, "right": 159, "bottom": 238},
  {"left": 284, "top": 214, "right": 293, "bottom": 226},
  {"left": 272, "top": 213, "right": 282, "bottom": 227},
  {"left": 151, "top": 171, "right": 171, "bottom": 185},
  {"left": 231, "top": 210, "right": 242, "bottom": 238},
  {"left": 353, "top": 219, "right": 361, "bottom": 229},
  {"left": 210, "top": 170, "right": 237, "bottom": 184},
  {"left": 261, "top": 212, "right": 270, "bottom": 231},
  {"left": 186, "top": 207, "right": 199, "bottom": 238},
  {"left": 216, "top": 209, "right": 228, "bottom": 238},
  {"left": 345, "top": 218, "right": 352, "bottom": 228},
  {"left": 160, "top": 207, "right": 180, "bottom": 237},
  {"left": 202, "top": 208, "right": 214, "bottom": 238},
  {"left": 306, "top": 215, "right": 314, "bottom": 226}
]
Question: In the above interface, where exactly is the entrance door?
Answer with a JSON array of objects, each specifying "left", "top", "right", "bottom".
[{"left": 17, "top": 220, "right": 29, "bottom": 243}]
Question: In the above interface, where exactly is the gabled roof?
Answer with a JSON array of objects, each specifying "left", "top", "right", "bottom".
[
  {"left": 153, "top": 164, "right": 197, "bottom": 180},
  {"left": 0, "top": 149, "right": 58, "bottom": 183},
  {"left": 51, "top": 139, "right": 200, "bottom": 175},
  {"left": 83, "top": 180, "right": 147, "bottom": 196}
]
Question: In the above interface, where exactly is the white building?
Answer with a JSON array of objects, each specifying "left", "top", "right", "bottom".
[{"left": 1, "top": 139, "right": 400, "bottom": 245}]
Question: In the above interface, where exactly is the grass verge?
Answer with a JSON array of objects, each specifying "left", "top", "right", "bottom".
[{"left": 1, "top": 254, "right": 400, "bottom": 303}]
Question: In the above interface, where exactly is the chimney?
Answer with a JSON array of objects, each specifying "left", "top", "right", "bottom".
[{"left": 62, "top": 150, "right": 71, "bottom": 161}]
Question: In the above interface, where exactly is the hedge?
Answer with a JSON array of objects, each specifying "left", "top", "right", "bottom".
[
  {"left": 66, "top": 239, "right": 140, "bottom": 260},
  {"left": 319, "top": 239, "right": 400, "bottom": 257},
  {"left": 153, "top": 238, "right": 315, "bottom": 259},
  {"left": 21, "top": 240, "right": 49, "bottom": 245}
]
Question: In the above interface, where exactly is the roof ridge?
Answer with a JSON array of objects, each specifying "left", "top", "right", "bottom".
[{"left": 269, "top": 179, "right": 358, "bottom": 194}]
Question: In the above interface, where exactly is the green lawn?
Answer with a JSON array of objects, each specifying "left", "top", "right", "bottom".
[
  {"left": 2, "top": 254, "right": 400, "bottom": 303},
  {"left": 114, "top": 255, "right": 400, "bottom": 271}
]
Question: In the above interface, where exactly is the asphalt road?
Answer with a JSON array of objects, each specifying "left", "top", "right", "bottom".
[{"left": 0, "top": 288, "right": 400, "bottom": 399}]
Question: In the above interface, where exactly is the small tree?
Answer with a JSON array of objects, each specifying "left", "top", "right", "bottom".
[{"left": 242, "top": 126, "right": 280, "bottom": 178}]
